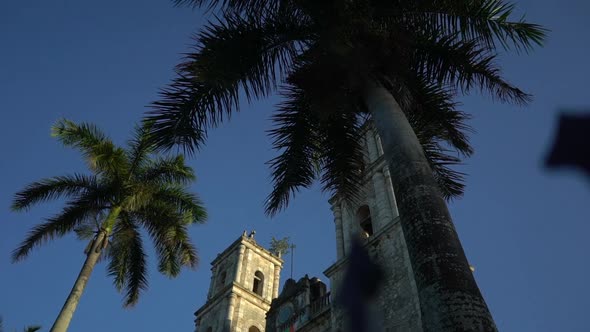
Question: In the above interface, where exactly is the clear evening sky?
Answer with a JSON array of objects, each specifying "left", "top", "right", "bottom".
[{"left": 1, "top": 1, "right": 589, "bottom": 331}]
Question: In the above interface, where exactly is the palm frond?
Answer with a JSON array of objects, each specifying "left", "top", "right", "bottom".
[
  {"left": 146, "top": 9, "right": 309, "bottom": 152},
  {"left": 405, "top": 0, "right": 547, "bottom": 53},
  {"left": 147, "top": 185, "right": 207, "bottom": 224},
  {"left": 52, "top": 119, "right": 129, "bottom": 176},
  {"left": 404, "top": 77, "right": 474, "bottom": 157},
  {"left": 137, "top": 214, "right": 179, "bottom": 276},
  {"left": 176, "top": 233, "right": 199, "bottom": 269},
  {"left": 154, "top": 216, "right": 199, "bottom": 271},
  {"left": 317, "top": 108, "right": 366, "bottom": 204},
  {"left": 74, "top": 213, "right": 103, "bottom": 241},
  {"left": 413, "top": 33, "right": 530, "bottom": 105},
  {"left": 194, "top": 11, "right": 306, "bottom": 102},
  {"left": 265, "top": 85, "right": 322, "bottom": 216},
  {"left": 394, "top": 76, "right": 473, "bottom": 199},
  {"left": 51, "top": 118, "right": 108, "bottom": 149},
  {"left": 141, "top": 155, "right": 196, "bottom": 185},
  {"left": 172, "top": 0, "right": 284, "bottom": 15},
  {"left": 12, "top": 198, "right": 100, "bottom": 262},
  {"left": 136, "top": 208, "right": 198, "bottom": 276},
  {"left": 161, "top": 223, "right": 199, "bottom": 274},
  {"left": 11, "top": 174, "right": 99, "bottom": 211},
  {"left": 75, "top": 223, "right": 97, "bottom": 241},
  {"left": 107, "top": 215, "right": 148, "bottom": 307},
  {"left": 126, "top": 121, "right": 155, "bottom": 177},
  {"left": 420, "top": 141, "right": 467, "bottom": 200}
]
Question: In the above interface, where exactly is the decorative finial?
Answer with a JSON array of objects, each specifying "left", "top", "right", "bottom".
[
  {"left": 249, "top": 230, "right": 256, "bottom": 239},
  {"left": 242, "top": 230, "right": 247, "bottom": 237}
]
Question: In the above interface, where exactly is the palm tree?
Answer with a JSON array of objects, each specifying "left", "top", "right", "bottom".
[
  {"left": 145, "top": 1, "right": 545, "bottom": 331},
  {"left": 11, "top": 119, "right": 207, "bottom": 332}
]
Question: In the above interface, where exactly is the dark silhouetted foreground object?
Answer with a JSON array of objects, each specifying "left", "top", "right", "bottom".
[
  {"left": 338, "top": 239, "right": 384, "bottom": 332},
  {"left": 546, "top": 113, "right": 590, "bottom": 175}
]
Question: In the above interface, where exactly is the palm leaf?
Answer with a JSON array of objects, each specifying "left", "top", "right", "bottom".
[
  {"left": 387, "top": 74, "right": 474, "bottom": 199},
  {"left": 265, "top": 85, "right": 322, "bottom": 216},
  {"left": 317, "top": 106, "right": 366, "bottom": 205},
  {"left": 146, "top": 8, "right": 310, "bottom": 152},
  {"left": 412, "top": 32, "right": 530, "bottom": 104},
  {"left": 420, "top": 141, "right": 467, "bottom": 199},
  {"left": 52, "top": 119, "right": 129, "bottom": 176},
  {"left": 74, "top": 213, "right": 103, "bottom": 241},
  {"left": 141, "top": 155, "right": 196, "bottom": 185},
  {"left": 119, "top": 182, "right": 159, "bottom": 212},
  {"left": 11, "top": 174, "right": 99, "bottom": 211},
  {"left": 403, "top": 77, "right": 474, "bottom": 157},
  {"left": 136, "top": 208, "right": 196, "bottom": 276},
  {"left": 172, "top": 0, "right": 283, "bottom": 15},
  {"left": 12, "top": 198, "right": 100, "bottom": 262},
  {"left": 51, "top": 118, "right": 108, "bottom": 149},
  {"left": 126, "top": 121, "right": 156, "bottom": 176},
  {"left": 403, "top": 0, "right": 547, "bottom": 52},
  {"left": 107, "top": 215, "right": 148, "bottom": 307},
  {"left": 148, "top": 186, "right": 207, "bottom": 223}
]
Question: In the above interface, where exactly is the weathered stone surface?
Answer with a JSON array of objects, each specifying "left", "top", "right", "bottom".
[{"left": 195, "top": 233, "right": 283, "bottom": 332}]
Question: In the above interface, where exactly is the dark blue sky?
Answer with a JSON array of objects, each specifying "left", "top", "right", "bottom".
[{"left": 1, "top": 1, "right": 589, "bottom": 331}]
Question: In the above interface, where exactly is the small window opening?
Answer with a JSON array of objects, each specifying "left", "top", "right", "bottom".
[
  {"left": 252, "top": 271, "right": 264, "bottom": 296},
  {"left": 311, "top": 284, "right": 321, "bottom": 302},
  {"left": 310, "top": 278, "right": 327, "bottom": 302},
  {"left": 248, "top": 327, "right": 261, "bottom": 332},
  {"left": 218, "top": 271, "right": 226, "bottom": 290},
  {"left": 357, "top": 205, "right": 373, "bottom": 237}
]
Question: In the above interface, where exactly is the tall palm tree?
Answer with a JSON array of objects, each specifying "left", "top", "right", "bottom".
[
  {"left": 145, "top": 1, "right": 545, "bottom": 330},
  {"left": 11, "top": 119, "right": 207, "bottom": 332}
]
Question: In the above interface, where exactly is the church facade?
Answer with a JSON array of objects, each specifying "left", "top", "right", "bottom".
[{"left": 194, "top": 127, "right": 423, "bottom": 332}]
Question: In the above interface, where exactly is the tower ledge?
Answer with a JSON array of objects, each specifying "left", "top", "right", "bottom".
[{"left": 210, "top": 232, "right": 283, "bottom": 269}]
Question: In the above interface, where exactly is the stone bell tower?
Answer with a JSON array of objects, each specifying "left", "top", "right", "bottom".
[
  {"left": 195, "top": 231, "right": 283, "bottom": 332},
  {"left": 324, "top": 125, "right": 424, "bottom": 331}
]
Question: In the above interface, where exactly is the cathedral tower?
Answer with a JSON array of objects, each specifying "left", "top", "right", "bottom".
[
  {"left": 324, "top": 125, "right": 424, "bottom": 331},
  {"left": 195, "top": 231, "right": 283, "bottom": 332}
]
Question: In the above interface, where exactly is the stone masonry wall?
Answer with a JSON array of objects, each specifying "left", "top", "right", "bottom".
[
  {"left": 196, "top": 235, "right": 283, "bottom": 332},
  {"left": 325, "top": 219, "right": 422, "bottom": 332},
  {"left": 232, "top": 292, "right": 267, "bottom": 332},
  {"left": 325, "top": 126, "right": 422, "bottom": 332}
]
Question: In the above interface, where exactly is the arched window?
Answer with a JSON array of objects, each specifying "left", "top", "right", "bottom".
[
  {"left": 356, "top": 205, "right": 373, "bottom": 237},
  {"left": 252, "top": 271, "right": 264, "bottom": 296},
  {"left": 217, "top": 271, "right": 226, "bottom": 290},
  {"left": 248, "top": 326, "right": 261, "bottom": 332}
]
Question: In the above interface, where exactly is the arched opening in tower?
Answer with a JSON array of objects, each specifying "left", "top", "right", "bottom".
[
  {"left": 356, "top": 205, "right": 373, "bottom": 237},
  {"left": 217, "top": 271, "right": 226, "bottom": 291},
  {"left": 253, "top": 271, "right": 264, "bottom": 296}
]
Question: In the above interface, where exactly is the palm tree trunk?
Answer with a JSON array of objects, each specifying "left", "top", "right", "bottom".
[
  {"left": 363, "top": 79, "right": 497, "bottom": 332},
  {"left": 50, "top": 231, "right": 106, "bottom": 332}
]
